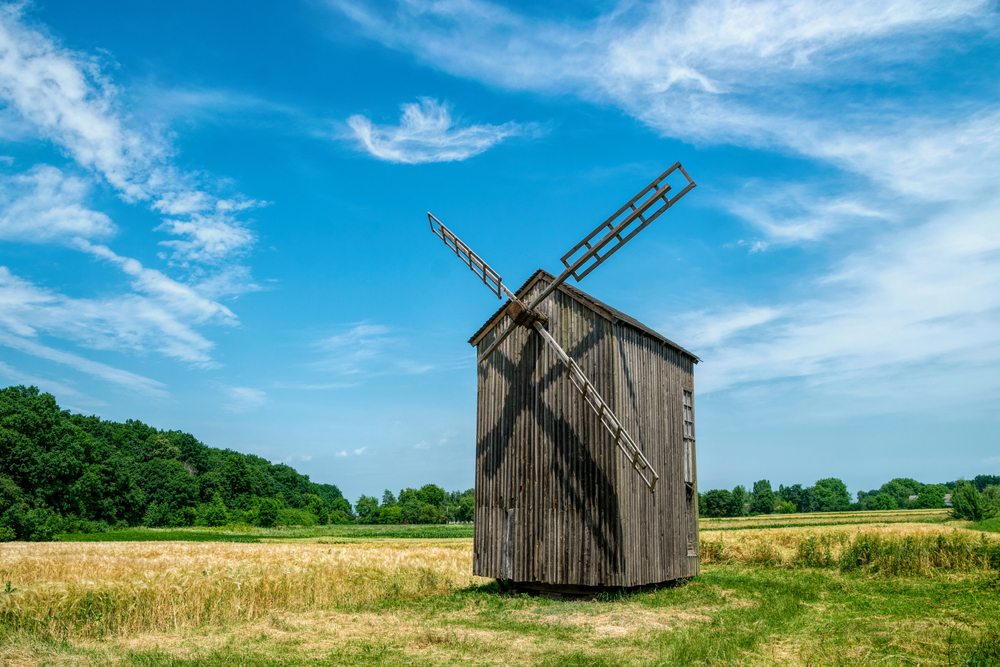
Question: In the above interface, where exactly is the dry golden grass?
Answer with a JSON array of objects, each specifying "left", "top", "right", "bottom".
[
  {"left": 1, "top": 524, "right": 998, "bottom": 666},
  {"left": 699, "top": 507, "right": 950, "bottom": 530},
  {"left": 0, "top": 539, "right": 490, "bottom": 639},
  {"left": 699, "top": 522, "right": 999, "bottom": 572}
]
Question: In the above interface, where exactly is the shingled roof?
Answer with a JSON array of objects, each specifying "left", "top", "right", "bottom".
[{"left": 468, "top": 269, "right": 699, "bottom": 362}]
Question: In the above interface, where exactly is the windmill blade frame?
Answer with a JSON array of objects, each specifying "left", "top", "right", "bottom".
[
  {"left": 428, "top": 213, "right": 518, "bottom": 301},
  {"left": 531, "top": 320, "right": 659, "bottom": 492},
  {"left": 559, "top": 162, "right": 695, "bottom": 282},
  {"left": 478, "top": 162, "right": 695, "bottom": 364}
]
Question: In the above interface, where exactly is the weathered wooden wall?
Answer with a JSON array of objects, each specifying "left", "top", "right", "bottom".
[{"left": 472, "top": 273, "right": 698, "bottom": 587}]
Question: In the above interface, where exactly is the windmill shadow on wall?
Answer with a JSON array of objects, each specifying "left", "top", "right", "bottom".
[
  {"left": 477, "top": 317, "right": 625, "bottom": 578},
  {"left": 427, "top": 162, "right": 702, "bottom": 589}
]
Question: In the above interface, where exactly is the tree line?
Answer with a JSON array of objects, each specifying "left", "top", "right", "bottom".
[
  {"left": 0, "top": 386, "right": 477, "bottom": 541},
  {"left": 3, "top": 385, "right": 995, "bottom": 541},
  {"left": 699, "top": 475, "right": 1000, "bottom": 520}
]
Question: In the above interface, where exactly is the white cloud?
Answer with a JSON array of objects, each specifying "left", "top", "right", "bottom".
[
  {"left": 335, "top": 450, "right": 348, "bottom": 457},
  {"left": 313, "top": 323, "right": 435, "bottom": 378},
  {"left": 329, "top": 0, "right": 988, "bottom": 145},
  {"left": 354, "top": 446, "right": 368, "bottom": 455},
  {"left": 0, "top": 8, "right": 270, "bottom": 381},
  {"left": 414, "top": 440, "right": 429, "bottom": 449},
  {"left": 0, "top": 360, "right": 91, "bottom": 401},
  {"left": 677, "top": 306, "right": 780, "bottom": 349},
  {"left": 346, "top": 98, "right": 532, "bottom": 164},
  {"left": 0, "top": 263, "right": 232, "bottom": 366},
  {"left": 333, "top": 0, "right": 1000, "bottom": 420},
  {"left": 0, "top": 165, "right": 113, "bottom": 243},
  {"left": 0, "top": 5, "right": 259, "bottom": 262},
  {"left": 0, "top": 328, "right": 167, "bottom": 396},
  {"left": 682, "top": 193, "right": 1000, "bottom": 399},
  {"left": 728, "top": 182, "right": 887, "bottom": 245},
  {"left": 222, "top": 386, "right": 267, "bottom": 413}
]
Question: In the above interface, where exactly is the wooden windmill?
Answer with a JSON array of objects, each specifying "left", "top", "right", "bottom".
[{"left": 428, "top": 163, "right": 700, "bottom": 591}]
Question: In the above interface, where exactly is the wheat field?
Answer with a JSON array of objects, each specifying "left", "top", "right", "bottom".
[
  {"left": 1, "top": 521, "right": 998, "bottom": 665},
  {"left": 0, "top": 539, "right": 488, "bottom": 638}
]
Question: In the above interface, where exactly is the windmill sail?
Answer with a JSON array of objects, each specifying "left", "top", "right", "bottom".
[
  {"left": 559, "top": 162, "right": 695, "bottom": 282},
  {"left": 428, "top": 213, "right": 516, "bottom": 301}
]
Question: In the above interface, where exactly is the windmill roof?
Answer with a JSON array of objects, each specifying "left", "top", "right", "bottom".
[{"left": 468, "top": 269, "right": 700, "bottom": 362}]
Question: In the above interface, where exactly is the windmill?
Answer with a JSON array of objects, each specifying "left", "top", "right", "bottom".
[{"left": 429, "top": 163, "right": 699, "bottom": 591}]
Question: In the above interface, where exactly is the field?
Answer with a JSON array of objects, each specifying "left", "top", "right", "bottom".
[{"left": 1, "top": 512, "right": 998, "bottom": 666}]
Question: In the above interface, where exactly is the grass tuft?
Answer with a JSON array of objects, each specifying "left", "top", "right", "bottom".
[{"left": 700, "top": 524, "right": 1000, "bottom": 575}]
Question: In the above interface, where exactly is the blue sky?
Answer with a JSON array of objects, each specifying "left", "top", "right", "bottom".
[{"left": 0, "top": 0, "right": 997, "bottom": 503}]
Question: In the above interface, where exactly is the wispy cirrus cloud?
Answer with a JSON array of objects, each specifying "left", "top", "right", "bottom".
[
  {"left": 0, "top": 263, "right": 231, "bottom": 367},
  {"left": 346, "top": 98, "right": 534, "bottom": 164},
  {"left": 0, "top": 360, "right": 95, "bottom": 403},
  {"left": 329, "top": 0, "right": 1000, "bottom": 418},
  {"left": 313, "top": 323, "right": 434, "bottom": 377},
  {"left": 329, "top": 0, "right": 989, "bottom": 144},
  {"left": 0, "top": 5, "right": 270, "bottom": 391},
  {"left": 0, "top": 165, "right": 114, "bottom": 243},
  {"left": 0, "top": 328, "right": 167, "bottom": 396},
  {"left": 222, "top": 385, "right": 267, "bottom": 413},
  {"left": 0, "top": 5, "right": 262, "bottom": 263},
  {"left": 726, "top": 182, "right": 887, "bottom": 246}
]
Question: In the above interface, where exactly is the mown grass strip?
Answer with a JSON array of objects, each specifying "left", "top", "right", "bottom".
[
  {"left": 971, "top": 517, "right": 1000, "bottom": 534},
  {"left": 54, "top": 531, "right": 261, "bottom": 543},
  {"left": 55, "top": 524, "right": 473, "bottom": 543}
]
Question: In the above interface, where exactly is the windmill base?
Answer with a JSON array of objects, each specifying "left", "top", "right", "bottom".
[{"left": 496, "top": 578, "right": 687, "bottom": 598}]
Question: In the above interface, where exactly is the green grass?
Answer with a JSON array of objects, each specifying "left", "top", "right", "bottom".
[
  {"left": 972, "top": 517, "right": 1000, "bottom": 534},
  {"left": 54, "top": 523, "right": 473, "bottom": 543},
  {"left": 54, "top": 530, "right": 261, "bottom": 543},
  {"left": 12, "top": 566, "right": 997, "bottom": 666},
  {"left": 270, "top": 524, "right": 474, "bottom": 540}
]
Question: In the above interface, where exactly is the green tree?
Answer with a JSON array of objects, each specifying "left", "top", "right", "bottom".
[
  {"left": 878, "top": 478, "right": 923, "bottom": 508},
  {"left": 142, "top": 434, "right": 181, "bottom": 461},
  {"left": 418, "top": 503, "right": 443, "bottom": 524},
  {"left": 730, "top": 485, "right": 748, "bottom": 517},
  {"left": 457, "top": 495, "right": 474, "bottom": 522},
  {"left": 355, "top": 495, "right": 380, "bottom": 522},
  {"left": 222, "top": 455, "right": 253, "bottom": 501},
  {"left": 778, "top": 484, "right": 814, "bottom": 513},
  {"left": 973, "top": 475, "right": 1000, "bottom": 492},
  {"left": 776, "top": 500, "right": 796, "bottom": 514},
  {"left": 812, "top": 478, "right": 851, "bottom": 512},
  {"left": 381, "top": 490, "right": 397, "bottom": 506},
  {"left": 400, "top": 496, "right": 423, "bottom": 524},
  {"left": 167, "top": 506, "right": 196, "bottom": 527},
  {"left": 750, "top": 480, "right": 775, "bottom": 515},
  {"left": 702, "top": 489, "right": 733, "bottom": 518},
  {"left": 139, "top": 459, "right": 197, "bottom": 513},
  {"left": 916, "top": 485, "right": 946, "bottom": 509},
  {"left": 198, "top": 493, "right": 229, "bottom": 527},
  {"left": 255, "top": 498, "right": 281, "bottom": 527},
  {"left": 870, "top": 493, "right": 897, "bottom": 511},
  {"left": 142, "top": 502, "right": 171, "bottom": 527},
  {"left": 378, "top": 505, "right": 402, "bottom": 524},
  {"left": 0, "top": 474, "right": 23, "bottom": 516},
  {"left": 303, "top": 494, "right": 327, "bottom": 524},
  {"left": 416, "top": 484, "right": 446, "bottom": 507},
  {"left": 950, "top": 480, "right": 992, "bottom": 521}
]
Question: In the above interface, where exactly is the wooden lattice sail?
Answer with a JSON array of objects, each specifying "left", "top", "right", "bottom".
[{"left": 427, "top": 164, "right": 699, "bottom": 589}]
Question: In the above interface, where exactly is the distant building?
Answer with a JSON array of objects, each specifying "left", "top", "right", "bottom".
[
  {"left": 944, "top": 493, "right": 953, "bottom": 507},
  {"left": 908, "top": 495, "right": 918, "bottom": 502}
]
